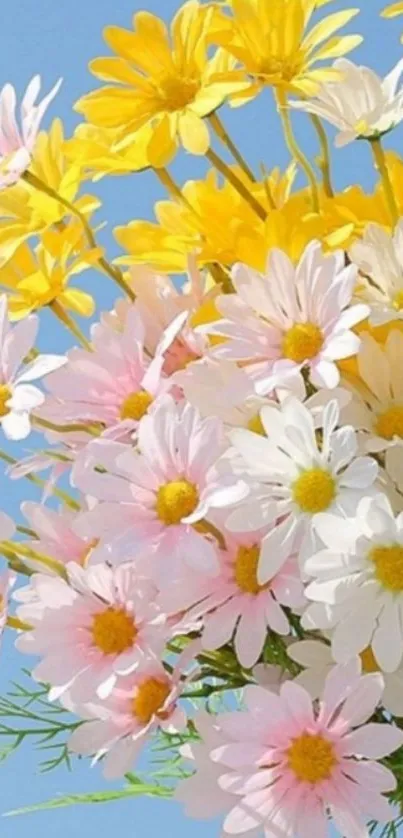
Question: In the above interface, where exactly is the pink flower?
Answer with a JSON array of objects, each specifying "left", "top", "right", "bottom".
[
  {"left": 18, "top": 502, "right": 98, "bottom": 574},
  {"left": 177, "top": 661, "right": 403, "bottom": 837},
  {"left": 206, "top": 241, "right": 368, "bottom": 393},
  {"left": 160, "top": 527, "right": 305, "bottom": 669},
  {"left": 0, "top": 75, "right": 62, "bottom": 188},
  {"left": 73, "top": 398, "right": 244, "bottom": 580},
  {"left": 16, "top": 562, "right": 167, "bottom": 701},
  {"left": 0, "top": 295, "right": 66, "bottom": 440},
  {"left": 68, "top": 660, "right": 186, "bottom": 779}
]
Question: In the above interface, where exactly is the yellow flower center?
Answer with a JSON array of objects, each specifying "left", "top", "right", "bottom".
[
  {"left": 375, "top": 405, "right": 403, "bottom": 440},
  {"left": 392, "top": 290, "right": 403, "bottom": 311},
  {"left": 287, "top": 733, "right": 337, "bottom": 784},
  {"left": 132, "top": 677, "right": 171, "bottom": 725},
  {"left": 354, "top": 118, "right": 370, "bottom": 135},
  {"left": 91, "top": 607, "right": 137, "bottom": 655},
  {"left": 282, "top": 323, "right": 324, "bottom": 364},
  {"left": 0, "top": 385, "right": 12, "bottom": 418},
  {"left": 158, "top": 76, "right": 200, "bottom": 112},
  {"left": 247, "top": 414, "right": 266, "bottom": 436},
  {"left": 370, "top": 544, "right": 403, "bottom": 592},
  {"left": 120, "top": 390, "right": 153, "bottom": 421},
  {"left": 234, "top": 545, "right": 268, "bottom": 595},
  {"left": 292, "top": 468, "right": 336, "bottom": 514},
  {"left": 360, "top": 646, "right": 380, "bottom": 673},
  {"left": 156, "top": 479, "right": 199, "bottom": 525}
]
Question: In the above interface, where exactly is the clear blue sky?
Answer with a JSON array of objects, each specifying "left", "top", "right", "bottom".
[{"left": 0, "top": 1, "right": 401, "bottom": 835}]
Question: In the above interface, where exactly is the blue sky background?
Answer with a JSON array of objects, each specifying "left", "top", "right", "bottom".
[{"left": 0, "top": 0, "right": 402, "bottom": 835}]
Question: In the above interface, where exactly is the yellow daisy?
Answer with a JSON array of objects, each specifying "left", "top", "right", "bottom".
[
  {"left": 0, "top": 119, "right": 100, "bottom": 263},
  {"left": 209, "top": 0, "right": 362, "bottom": 102},
  {"left": 75, "top": 1, "right": 246, "bottom": 167},
  {"left": 0, "top": 227, "right": 99, "bottom": 320},
  {"left": 64, "top": 123, "right": 152, "bottom": 181}
]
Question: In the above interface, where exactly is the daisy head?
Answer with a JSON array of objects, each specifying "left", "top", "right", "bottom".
[
  {"left": 73, "top": 398, "right": 244, "bottom": 581},
  {"left": 0, "top": 296, "right": 66, "bottom": 440},
  {"left": 0, "top": 75, "right": 62, "bottom": 188},
  {"left": 349, "top": 221, "right": 403, "bottom": 325},
  {"left": 206, "top": 241, "right": 367, "bottom": 393},
  {"left": 68, "top": 659, "right": 186, "bottom": 779},
  {"left": 303, "top": 492, "right": 403, "bottom": 673},
  {"left": 16, "top": 562, "right": 167, "bottom": 701},
  {"left": 176, "top": 661, "right": 403, "bottom": 837},
  {"left": 227, "top": 396, "right": 378, "bottom": 581}
]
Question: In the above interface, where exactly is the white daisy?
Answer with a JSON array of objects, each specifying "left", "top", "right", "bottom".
[
  {"left": 303, "top": 493, "right": 403, "bottom": 673},
  {"left": 227, "top": 396, "right": 378, "bottom": 584},
  {"left": 342, "top": 330, "right": 403, "bottom": 490},
  {"left": 349, "top": 220, "right": 403, "bottom": 326},
  {"left": 288, "top": 638, "right": 403, "bottom": 717},
  {"left": 291, "top": 58, "right": 403, "bottom": 146},
  {"left": 205, "top": 240, "right": 367, "bottom": 393}
]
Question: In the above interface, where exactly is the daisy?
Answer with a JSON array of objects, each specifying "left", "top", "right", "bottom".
[
  {"left": 227, "top": 397, "right": 378, "bottom": 582},
  {"left": 349, "top": 220, "right": 403, "bottom": 326},
  {"left": 0, "top": 295, "right": 66, "bottom": 440},
  {"left": 68, "top": 660, "right": 186, "bottom": 779},
  {"left": 342, "top": 330, "right": 403, "bottom": 490},
  {"left": 291, "top": 58, "right": 403, "bottom": 145},
  {"left": 0, "top": 75, "right": 62, "bottom": 188},
  {"left": 206, "top": 241, "right": 367, "bottom": 392},
  {"left": 159, "top": 526, "right": 305, "bottom": 669},
  {"left": 72, "top": 398, "right": 244, "bottom": 580},
  {"left": 16, "top": 562, "right": 167, "bottom": 701},
  {"left": 176, "top": 661, "right": 403, "bottom": 838},
  {"left": 303, "top": 493, "right": 403, "bottom": 673},
  {"left": 289, "top": 639, "right": 403, "bottom": 717}
]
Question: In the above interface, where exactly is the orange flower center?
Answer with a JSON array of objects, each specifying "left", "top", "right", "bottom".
[
  {"left": 156, "top": 479, "right": 199, "bottom": 525},
  {"left": 360, "top": 646, "right": 380, "bottom": 673},
  {"left": 247, "top": 413, "right": 266, "bottom": 435},
  {"left": 120, "top": 390, "right": 153, "bottom": 421},
  {"left": 370, "top": 544, "right": 403, "bottom": 592},
  {"left": 0, "top": 385, "right": 12, "bottom": 418},
  {"left": 375, "top": 405, "right": 403, "bottom": 440},
  {"left": 158, "top": 76, "right": 200, "bottom": 112},
  {"left": 282, "top": 322, "right": 324, "bottom": 364},
  {"left": 91, "top": 607, "right": 137, "bottom": 655},
  {"left": 287, "top": 732, "right": 337, "bottom": 784},
  {"left": 292, "top": 468, "right": 336, "bottom": 514},
  {"left": 132, "top": 677, "right": 171, "bottom": 724},
  {"left": 234, "top": 545, "right": 268, "bottom": 595}
]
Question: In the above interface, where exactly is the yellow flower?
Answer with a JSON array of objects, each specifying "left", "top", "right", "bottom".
[
  {"left": 0, "top": 119, "right": 100, "bottom": 263},
  {"left": 0, "top": 227, "right": 100, "bottom": 320},
  {"left": 75, "top": 2, "right": 246, "bottom": 166},
  {"left": 114, "top": 164, "right": 296, "bottom": 272},
  {"left": 64, "top": 123, "right": 152, "bottom": 181},
  {"left": 209, "top": 0, "right": 362, "bottom": 102}
]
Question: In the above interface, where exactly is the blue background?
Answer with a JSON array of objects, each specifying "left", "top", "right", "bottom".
[{"left": 0, "top": 0, "right": 401, "bottom": 835}]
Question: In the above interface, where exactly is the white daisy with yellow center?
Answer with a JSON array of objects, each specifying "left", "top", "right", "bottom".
[{"left": 349, "top": 221, "right": 403, "bottom": 326}]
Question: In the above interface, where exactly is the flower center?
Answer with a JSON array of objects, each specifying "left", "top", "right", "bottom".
[
  {"left": 158, "top": 76, "right": 200, "bottom": 112},
  {"left": 292, "top": 468, "right": 336, "bottom": 514},
  {"left": 91, "top": 607, "right": 137, "bottom": 655},
  {"left": 370, "top": 544, "right": 403, "bottom": 592},
  {"left": 120, "top": 390, "right": 153, "bottom": 421},
  {"left": 0, "top": 385, "right": 12, "bottom": 418},
  {"left": 156, "top": 479, "right": 199, "bottom": 525},
  {"left": 247, "top": 414, "right": 266, "bottom": 436},
  {"left": 360, "top": 646, "right": 380, "bottom": 673},
  {"left": 282, "top": 323, "right": 324, "bottom": 364},
  {"left": 375, "top": 405, "right": 403, "bottom": 440},
  {"left": 234, "top": 545, "right": 268, "bottom": 595},
  {"left": 132, "top": 677, "right": 171, "bottom": 724},
  {"left": 354, "top": 118, "right": 370, "bottom": 135},
  {"left": 393, "top": 290, "right": 403, "bottom": 311},
  {"left": 287, "top": 732, "right": 337, "bottom": 784}
]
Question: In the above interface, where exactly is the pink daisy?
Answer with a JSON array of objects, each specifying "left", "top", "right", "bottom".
[
  {"left": 68, "top": 660, "right": 186, "bottom": 779},
  {"left": 0, "top": 75, "right": 62, "bottom": 188},
  {"left": 18, "top": 501, "right": 98, "bottom": 574},
  {"left": 73, "top": 398, "right": 244, "bottom": 580},
  {"left": 16, "top": 562, "right": 167, "bottom": 701},
  {"left": 177, "top": 661, "right": 403, "bottom": 837},
  {"left": 160, "top": 527, "right": 305, "bottom": 669},
  {"left": 206, "top": 241, "right": 368, "bottom": 393}
]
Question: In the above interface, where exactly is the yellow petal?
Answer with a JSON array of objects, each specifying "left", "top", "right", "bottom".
[
  {"left": 59, "top": 288, "right": 95, "bottom": 317},
  {"left": 178, "top": 111, "right": 210, "bottom": 155},
  {"left": 302, "top": 9, "right": 360, "bottom": 53},
  {"left": 381, "top": 2, "right": 403, "bottom": 17},
  {"left": 308, "top": 34, "right": 363, "bottom": 64},
  {"left": 147, "top": 115, "right": 177, "bottom": 167}
]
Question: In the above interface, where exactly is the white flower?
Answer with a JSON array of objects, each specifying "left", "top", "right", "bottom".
[
  {"left": 303, "top": 493, "right": 403, "bottom": 673},
  {"left": 288, "top": 639, "right": 403, "bottom": 717},
  {"left": 349, "top": 221, "right": 403, "bottom": 325},
  {"left": 342, "top": 330, "right": 403, "bottom": 490},
  {"left": 227, "top": 396, "right": 378, "bottom": 583},
  {"left": 0, "top": 296, "right": 66, "bottom": 440},
  {"left": 205, "top": 241, "right": 367, "bottom": 392},
  {"left": 291, "top": 58, "right": 403, "bottom": 146}
]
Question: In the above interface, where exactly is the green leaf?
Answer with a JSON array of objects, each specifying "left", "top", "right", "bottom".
[{"left": 5, "top": 783, "right": 173, "bottom": 816}]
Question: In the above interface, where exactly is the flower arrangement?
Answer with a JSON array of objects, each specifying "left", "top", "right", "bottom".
[{"left": 3, "top": 2, "right": 403, "bottom": 836}]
